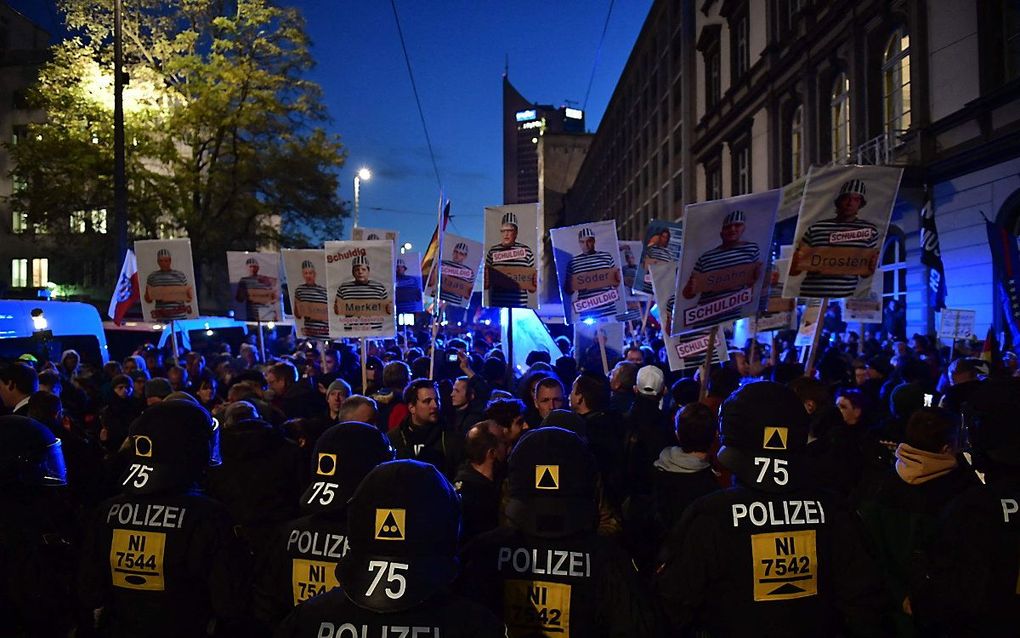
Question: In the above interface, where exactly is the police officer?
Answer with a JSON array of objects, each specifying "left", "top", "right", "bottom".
[
  {"left": 253, "top": 422, "right": 394, "bottom": 631},
  {"left": 910, "top": 377, "right": 1020, "bottom": 635},
  {"left": 274, "top": 459, "right": 505, "bottom": 637},
  {"left": 458, "top": 426, "right": 658, "bottom": 636},
  {"left": 656, "top": 381, "right": 886, "bottom": 636},
  {"left": 0, "top": 415, "right": 75, "bottom": 637},
  {"left": 78, "top": 401, "right": 250, "bottom": 637}
]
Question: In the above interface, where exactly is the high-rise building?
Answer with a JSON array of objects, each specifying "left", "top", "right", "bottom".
[{"left": 502, "top": 75, "right": 585, "bottom": 205}]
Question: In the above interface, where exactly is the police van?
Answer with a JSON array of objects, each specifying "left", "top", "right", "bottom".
[{"left": 0, "top": 299, "right": 110, "bottom": 365}]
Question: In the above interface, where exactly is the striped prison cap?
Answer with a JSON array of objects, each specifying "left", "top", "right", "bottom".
[
  {"left": 501, "top": 212, "right": 519, "bottom": 228},
  {"left": 454, "top": 242, "right": 469, "bottom": 253},
  {"left": 578, "top": 227, "right": 595, "bottom": 240},
  {"left": 723, "top": 210, "right": 746, "bottom": 225},
  {"left": 301, "top": 260, "right": 316, "bottom": 270}
]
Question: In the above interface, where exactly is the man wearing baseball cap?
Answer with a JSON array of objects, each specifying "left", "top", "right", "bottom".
[
  {"left": 78, "top": 401, "right": 250, "bottom": 636},
  {"left": 252, "top": 422, "right": 394, "bottom": 630},
  {"left": 275, "top": 460, "right": 505, "bottom": 636},
  {"left": 656, "top": 381, "right": 885, "bottom": 635},
  {"left": 485, "top": 210, "right": 536, "bottom": 308},
  {"left": 458, "top": 427, "right": 657, "bottom": 636},
  {"left": 790, "top": 178, "right": 881, "bottom": 297}
]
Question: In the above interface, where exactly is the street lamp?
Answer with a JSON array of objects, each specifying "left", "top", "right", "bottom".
[
  {"left": 353, "top": 167, "right": 372, "bottom": 232},
  {"left": 401, "top": 241, "right": 412, "bottom": 255}
]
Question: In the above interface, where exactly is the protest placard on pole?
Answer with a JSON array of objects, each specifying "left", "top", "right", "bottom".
[
  {"left": 227, "top": 251, "right": 283, "bottom": 322},
  {"left": 427, "top": 232, "right": 481, "bottom": 309},
  {"left": 283, "top": 249, "right": 329, "bottom": 339},
  {"left": 550, "top": 221, "right": 627, "bottom": 323},
  {"left": 136, "top": 239, "right": 199, "bottom": 323},
  {"left": 324, "top": 240, "right": 396, "bottom": 339},
  {"left": 483, "top": 204, "right": 540, "bottom": 310},
  {"left": 634, "top": 220, "right": 683, "bottom": 295}
]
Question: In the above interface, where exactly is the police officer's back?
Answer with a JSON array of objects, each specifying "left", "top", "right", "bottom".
[
  {"left": 253, "top": 421, "right": 393, "bottom": 631},
  {"left": 656, "top": 381, "right": 886, "bottom": 636},
  {"left": 274, "top": 459, "right": 504, "bottom": 637},
  {"left": 0, "top": 415, "right": 75, "bottom": 637},
  {"left": 458, "top": 426, "right": 658, "bottom": 637},
  {"left": 78, "top": 401, "right": 250, "bottom": 637},
  {"left": 911, "top": 377, "right": 1020, "bottom": 635}
]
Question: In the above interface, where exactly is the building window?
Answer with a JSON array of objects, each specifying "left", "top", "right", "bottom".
[
  {"left": 70, "top": 209, "right": 108, "bottom": 234},
  {"left": 790, "top": 105, "right": 805, "bottom": 180},
  {"left": 881, "top": 231, "right": 907, "bottom": 319},
  {"left": 10, "top": 258, "right": 47, "bottom": 288},
  {"left": 706, "top": 161, "right": 722, "bottom": 200},
  {"left": 11, "top": 211, "right": 28, "bottom": 234},
  {"left": 732, "top": 13, "right": 749, "bottom": 81},
  {"left": 831, "top": 72, "right": 851, "bottom": 163},
  {"left": 883, "top": 29, "right": 911, "bottom": 141},
  {"left": 732, "top": 141, "right": 751, "bottom": 195}
]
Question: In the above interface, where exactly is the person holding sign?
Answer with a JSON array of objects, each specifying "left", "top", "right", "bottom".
[
  {"left": 143, "top": 248, "right": 193, "bottom": 321},
  {"left": 440, "top": 242, "right": 476, "bottom": 305},
  {"left": 656, "top": 382, "right": 885, "bottom": 635},
  {"left": 681, "top": 210, "right": 763, "bottom": 328},
  {"left": 334, "top": 255, "right": 391, "bottom": 332},
  {"left": 790, "top": 179, "right": 880, "bottom": 297},
  {"left": 484, "top": 211, "right": 536, "bottom": 308},
  {"left": 235, "top": 256, "right": 279, "bottom": 321},
  {"left": 565, "top": 227, "right": 622, "bottom": 319},
  {"left": 292, "top": 259, "right": 329, "bottom": 338}
]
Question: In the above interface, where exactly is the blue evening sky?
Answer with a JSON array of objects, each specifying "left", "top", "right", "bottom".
[{"left": 10, "top": 0, "right": 652, "bottom": 253}]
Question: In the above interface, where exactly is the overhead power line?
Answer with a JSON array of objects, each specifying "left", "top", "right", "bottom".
[{"left": 583, "top": 0, "right": 616, "bottom": 111}]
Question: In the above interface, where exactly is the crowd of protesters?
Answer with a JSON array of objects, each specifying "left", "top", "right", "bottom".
[{"left": 2, "top": 317, "right": 1019, "bottom": 637}]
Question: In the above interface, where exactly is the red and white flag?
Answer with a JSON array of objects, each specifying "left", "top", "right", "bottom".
[{"left": 108, "top": 249, "right": 139, "bottom": 325}]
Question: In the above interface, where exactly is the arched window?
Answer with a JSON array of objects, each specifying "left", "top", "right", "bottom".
[
  {"left": 790, "top": 105, "right": 805, "bottom": 180},
  {"left": 881, "top": 228, "right": 907, "bottom": 323},
  {"left": 831, "top": 73, "right": 851, "bottom": 163},
  {"left": 883, "top": 29, "right": 911, "bottom": 140}
]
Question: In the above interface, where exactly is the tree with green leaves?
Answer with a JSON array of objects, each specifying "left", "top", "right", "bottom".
[{"left": 8, "top": 0, "right": 348, "bottom": 302}]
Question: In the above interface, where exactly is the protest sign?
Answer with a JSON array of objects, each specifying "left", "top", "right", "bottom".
[
  {"left": 136, "top": 239, "right": 199, "bottom": 322},
  {"left": 483, "top": 204, "right": 539, "bottom": 309},
  {"left": 226, "top": 251, "right": 282, "bottom": 322},
  {"left": 550, "top": 220, "right": 627, "bottom": 323},
  {"left": 324, "top": 240, "right": 395, "bottom": 338},
  {"left": 282, "top": 249, "right": 329, "bottom": 338}
]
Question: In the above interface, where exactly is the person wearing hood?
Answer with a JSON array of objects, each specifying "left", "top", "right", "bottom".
[
  {"left": 324, "top": 378, "right": 351, "bottom": 423},
  {"left": 388, "top": 379, "right": 464, "bottom": 480},
  {"left": 252, "top": 421, "right": 393, "bottom": 632},
  {"left": 206, "top": 401, "right": 306, "bottom": 563},
  {"left": 275, "top": 460, "right": 504, "bottom": 637},
  {"left": 656, "top": 381, "right": 886, "bottom": 636},
  {"left": 458, "top": 427, "right": 658, "bottom": 636},
  {"left": 78, "top": 401, "right": 250, "bottom": 637},
  {"left": 651, "top": 402, "right": 720, "bottom": 538},
  {"left": 857, "top": 406, "right": 978, "bottom": 636}
]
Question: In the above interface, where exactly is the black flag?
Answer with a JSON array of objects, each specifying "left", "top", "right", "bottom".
[{"left": 920, "top": 193, "right": 947, "bottom": 311}]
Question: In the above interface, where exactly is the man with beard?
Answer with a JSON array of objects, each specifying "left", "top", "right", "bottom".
[
  {"left": 453, "top": 420, "right": 509, "bottom": 544},
  {"left": 388, "top": 379, "right": 463, "bottom": 480}
]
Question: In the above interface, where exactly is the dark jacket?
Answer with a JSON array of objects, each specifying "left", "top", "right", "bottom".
[
  {"left": 450, "top": 374, "right": 491, "bottom": 435},
  {"left": 650, "top": 447, "right": 720, "bottom": 537},
  {"left": 274, "top": 379, "right": 326, "bottom": 420},
  {"left": 453, "top": 465, "right": 501, "bottom": 545},
  {"left": 387, "top": 416, "right": 464, "bottom": 481}
]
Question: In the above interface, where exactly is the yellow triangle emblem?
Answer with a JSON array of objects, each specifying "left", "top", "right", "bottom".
[
  {"left": 763, "top": 427, "right": 789, "bottom": 450},
  {"left": 374, "top": 508, "right": 406, "bottom": 541},
  {"left": 535, "top": 465, "right": 560, "bottom": 490}
]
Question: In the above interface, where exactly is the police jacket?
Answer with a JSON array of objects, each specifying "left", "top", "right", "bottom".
[
  {"left": 253, "top": 512, "right": 350, "bottom": 634},
  {"left": 656, "top": 479, "right": 886, "bottom": 637},
  {"left": 387, "top": 417, "right": 464, "bottom": 480},
  {"left": 909, "top": 471, "right": 1020, "bottom": 636},
  {"left": 78, "top": 490, "right": 250, "bottom": 638},
  {"left": 458, "top": 525, "right": 659, "bottom": 637},
  {"left": 273, "top": 588, "right": 505, "bottom": 638}
]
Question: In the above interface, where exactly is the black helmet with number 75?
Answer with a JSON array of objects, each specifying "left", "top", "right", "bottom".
[
  {"left": 298, "top": 421, "right": 394, "bottom": 515},
  {"left": 119, "top": 401, "right": 221, "bottom": 496}
]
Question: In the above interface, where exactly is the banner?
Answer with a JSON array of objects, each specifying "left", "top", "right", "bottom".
[
  {"left": 226, "top": 251, "right": 283, "bottom": 322},
  {"left": 427, "top": 232, "right": 481, "bottom": 309},
  {"left": 784, "top": 165, "right": 903, "bottom": 299},
  {"left": 618, "top": 240, "right": 645, "bottom": 321},
  {"left": 986, "top": 220, "right": 1020, "bottom": 344},
  {"left": 136, "top": 239, "right": 199, "bottom": 322},
  {"left": 920, "top": 193, "right": 948, "bottom": 311},
  {"left": 672, "top": 190, "right": 780, "bottom": 334},
  {"left": 483, "top": 204, "right": 539, "bottom": 309},
  {"left": 634, "top": 219, "right": 683, "bottom": 295},
  {"left": 282, "top": 249, "right": 329, "bottom": 338},
  {"left": 108, "top": 249, "right": 139, "bottom": 325},
  {"left": 395, "top": 251, "right": 424, "bottom": 313},
  {"left": 938, "top": 308, "right": 976, "bottom": 340},
  {"left": 550, "top": 220, "right": 627, "bottom": 323},
  {"left": 352, "top": 227, "right": 398, "bottom": 244},
  {"left": 324, "top": 240, "right": 395, "bottom": 338}
]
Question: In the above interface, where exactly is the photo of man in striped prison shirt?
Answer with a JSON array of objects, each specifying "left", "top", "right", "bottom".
[
  {"left": 681, "top": 210, "right": 762, "bottom": 329},
  {"left": 790, "top": 179, "right": 880, "bottom": 298},
  {"left": 395, "top": 257, "right": 423, "bottom": 313},
  {"left": 565, "top": 226, "right": 622, "bottom": 320},
  {"left": 143, "top": 248, "right": 193, "bottom": 321},
  {"left": 334, "top": 254, "right": 391, "bottom": 332},
  {"left": 235, "top": 256, "right": 279, "bottom": 322},
  {"left": 293, "top": 259, "right": 329, "bottom": 337},
  {"left": 439, "top": 242, "right": 475, "bottom": 306},
  {"left": 644, "top": 227, "right": 675, "bottom": 263},
  {"left": 484, "top": 211, "right": 536, "bottom": 308}
]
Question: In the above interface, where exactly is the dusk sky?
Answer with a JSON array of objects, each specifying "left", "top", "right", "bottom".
[{"left": 10, "top": 0, "right": 653, "bottom": 253}]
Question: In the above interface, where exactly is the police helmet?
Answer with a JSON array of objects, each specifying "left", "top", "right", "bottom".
[
  {"left": 967, "top": 378, "right": 1020, "bottom": 466},
  {"left": 717, "top": 381, "right": 810, "bottom": 492},
  {"left": 299, "top": 421, "right": 394, "bottom": 515},
  {"left": 0, "top": 415, "right": 67, "bottom": 487},
  {"left": 505, "top": 426, "right": 598, "bottom": 538},
  {"left": 120, "top": 401, "right": 220, "bottom": 496},
  {"left": 338, "top": 460, "right": 460, "bottom": 613}
]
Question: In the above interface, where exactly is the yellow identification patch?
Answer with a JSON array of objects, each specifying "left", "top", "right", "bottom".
[
  {"left": 291, "top": 558, "right": 339, "bottom": 605},
  {"left": 751, "top": 529, "right": 817, "bottom": 601},
  {"left": 535, "top": 465, "right": 560, "bottom": 490},
  {"left": 110, "top": 529, "right": 166, "bottom": 591},
  {"left": 134, "top": 435, "right": 153, "bottom": 457},
  {"left": 504, "top": 579, "right": 571, "bottom": 637},
  {"left": 374, "top": 508, "right": 406, "bottom": 541},
  {"left": 317, "top": 453, "right": 338, "bottom": 476},
  {"left": 762, "top": 427, "right": 789, "bottom": 450}
]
